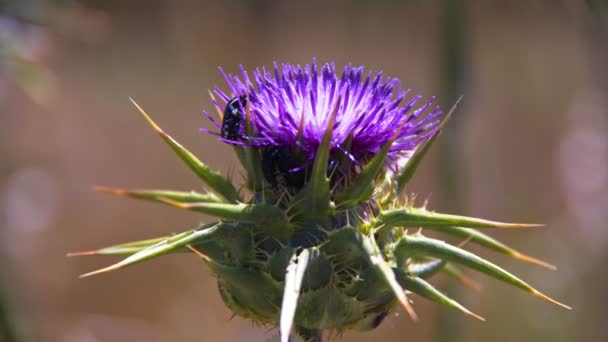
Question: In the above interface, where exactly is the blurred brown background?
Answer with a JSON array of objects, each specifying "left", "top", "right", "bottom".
[{"left": 1, "top": 0, "right": 607, "bottom": 341}]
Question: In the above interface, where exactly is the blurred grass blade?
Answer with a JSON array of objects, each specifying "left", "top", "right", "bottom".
[
  {"left": 424, "top": 226, "right": 556, "bottom": 270},
  {"left": 95, "top": 186, "right": 223, "bottom": 205},
  {"left": 79, "top": 223, "right": 221, "bottom": 277},
  {"left": 394, "top": 269, "right": 485, "bottom": 321},
  {"left": 394, "top": 235, "right": 570, "bottom": 309},
  {"left": 280, "top": 249, "right": 311, "bottom": 342},
  {"left": 376, "top": 207, "right": 543, "bottom": 231},
  {"left": 130, "top": 98, "right": 240, "bottom": 203}
]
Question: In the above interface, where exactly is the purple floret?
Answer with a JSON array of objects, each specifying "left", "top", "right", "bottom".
[{"left": 206, "top": 59, "right": 443, "bottom": 167}]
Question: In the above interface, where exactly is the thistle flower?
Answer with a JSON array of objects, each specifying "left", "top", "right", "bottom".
[
  {"left": 72, "top": 59, "right": 569, "bottom": 342},
  {"left": 210, "top": 61, "right": 440, "bottom": 164}
]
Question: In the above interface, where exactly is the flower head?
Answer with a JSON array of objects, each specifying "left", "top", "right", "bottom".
[
  {"left": 76, "top": 59, "right": 569, "bottom": 342},
  {"left": 206, "top": 59, "right": 442, "bottom": 170}
]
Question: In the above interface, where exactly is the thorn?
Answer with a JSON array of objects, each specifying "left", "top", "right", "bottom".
[
  {"left": 410, "top": 193, "right": 418, "bottom": 206},
  {"left": 463, "top": 277, "right": 482, "bottom": 292},
  {"left": 79, "top": 264, "right": 121, "bottom": 278},
  {"left": 208, "top": 89, "right": 224, "bottom": 119},
  {"left": 457, "top": 236, "right": 474, "bottom": 248},
  {"left": 157, "top": 197, "right": 191, "bottom": 209},
  {"left": 530, "top": 289, "right": 571, "bottom": 310},
  {"left": 437, "top": 95, "right": 463, "bottom": 132},
  {"left": 501, "top": 223, "right": 545, "bottom": 228},
  {"left": 451, "top": 272, "right": 482, "bottom": 292},
  {"left": 93, "top": 185, "right": 127, "bottom": 196},
  {"left": 511, "top": 252, "right": 558, "bottom": 271},
  {"left": 369, "top": 251, "right": 419, "bottom": 322},
  {"left": 462, "top": 308, "right": 486, "bottom": 322},
  {"left": 129, "top": 97, "right": 165, "bottom": 135},
  {"left": 66, "top": 250, "right": 98, "bottom": 257},
  {"left": 398, "top": 293, "right": 419, "bottom": 322},
  {"left": 186, "top": 244, "right": 210, "bottom": 261},
  {"left": 370, "top": 222, "right": 385, "bottom": 235},
  {"left": 389, "top": 112, "right": 411, "bottom": 144}
]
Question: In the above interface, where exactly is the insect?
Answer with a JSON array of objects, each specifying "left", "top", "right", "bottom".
[
  {"left": 261, "top": 146, "right": 307, "bottom": 189},
  {"left": 222, "top": 96, "right": 341, "bottom": 190},
  {"left": 261, "top": 146, "right": 343, "bottom": 190},
  {"left": 220, "top": 95, "right": 247, "bottom": 141}
]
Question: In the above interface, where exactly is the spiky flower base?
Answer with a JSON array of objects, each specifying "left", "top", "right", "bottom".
[{"left": 73, "top": 64, "right": 569, "bottom": 341}]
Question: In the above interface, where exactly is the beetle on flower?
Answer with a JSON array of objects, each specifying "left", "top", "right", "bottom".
[{"left": 72, "top": 59, "right": 570, "bottom": 342}]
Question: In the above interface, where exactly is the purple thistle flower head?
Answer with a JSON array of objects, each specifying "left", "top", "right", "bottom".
[
  {"left": 78, "top": 59, "right": 569, "bottom": 341},
  {"left": 206, "top": 59, "right": 443, "bottom": 175}
]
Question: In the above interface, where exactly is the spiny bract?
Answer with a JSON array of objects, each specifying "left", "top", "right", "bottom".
[{"left": 73, "top": 59, "right": 569, "bottom": 342}]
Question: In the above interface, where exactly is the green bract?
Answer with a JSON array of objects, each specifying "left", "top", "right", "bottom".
[{"left": 72, "top": 98, "right": 569, "bottom": 342}]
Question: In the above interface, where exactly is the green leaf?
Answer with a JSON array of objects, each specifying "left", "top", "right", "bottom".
[
  {"left": 394, "top": 268, "right": 485, "bottom": 321},
  {"left": 394, "top": 235, "right": 570, "bottom": 309},
  {"left": 130, "top": 98, "right": 240, "bottom": 203},
  {"left": 391, "top": 97, "right": 461, "bottom": 197},
  {"left": 68, "top": 221, "right": 219, "bottom": 256},
  {"left": 407, "top": 259, "right": 446, "bottom": 279},
  {"left": 159, "top": 199, "right": 292, "bottom": 239},
  {"left": 78, "top": 222, "right": 222, "bottom": 277},
  {"left": 334, "top": 142, "right": 390, "bottom": 207},
  {"left": 68, "top": 236, "right": 172, "bottom": 256},
  {"left": 320, "top": 226, "right": 367, "bottom": 264},
  {"left": 392, "top": 138, "right": 437, "bottom": 198},
  {"left": 206, "top": 260, "right": 283, "bottom": 322},
  {"left": 246, "top": 102, "right": 267, "bottom": 192},
  {"left": 295, "top": 99, "right": 337, "bottom": 221},
  {"left": 360, "top": 234, "right": 418, "bottom": 321},
  {"left": 376, "top": 207, "right": 543, "bottom": 232},
  {"left": 95, "top": 186, "right": 223, "bottom": 205},
  {"left": 280, "top": 249, "right": 311, "bottom": 342},
  {"left": 244, "top": 146, "right": 266, "bottom": 192},
  {"left": 424, "top": 226, "right": 556, "bottom": 270},
  {"left": 335, "top": 115, "right": 408, "bottom": 207}
]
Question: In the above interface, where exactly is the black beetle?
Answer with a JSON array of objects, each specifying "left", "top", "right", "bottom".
[
  {"left": 220, "top": 95, "right": 247, "bottom": 141},
  {"left": 222, "top": 96, "right": 342, "bottom": 190},
  {"left": 261, "top": 146, "right": 342, "bottom": 190},
  {"left": 261, "top": 146, "right": 307, "bottom": 189}
]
